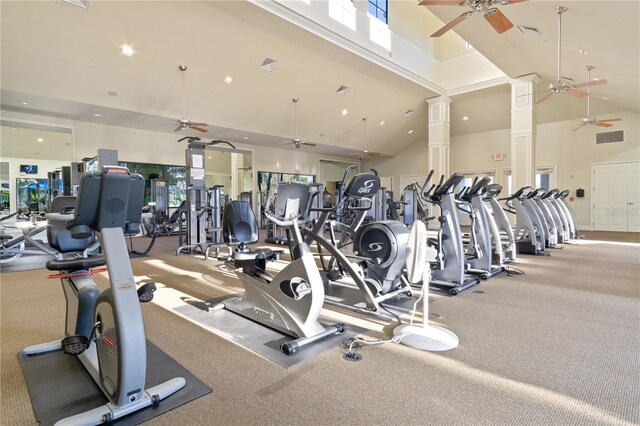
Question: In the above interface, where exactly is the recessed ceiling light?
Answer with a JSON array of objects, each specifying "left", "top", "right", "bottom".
[
  {"left": 602, "top": 96, "right": 609, "bottom": 101},
  {"left": 22, "top": 102, "right": 28, "bottom": 105},
  {"left": 578, "top": 49, "right": 589, "bottom": 55},
  {"left": 37, "top": 137, "right": 44, "bottom": 143},
  {"left": 380, "top": 121, "right": 385, "bottom": 126},
  {"left": 93, "top": 113, "right": 102, "bottom": 117},
  {"left": 408, "top": 130, "right": 414, "bottom": 134},
  {"left": 403, "top": 109, "right": 414, "bottom": 117},
  {"left": 341, "top": 109, "right": 348, "bottom": 116},
  {"left": 107, "top": 89, "right": 118, "bottom": 97},
  {"left": 224, "top": 76, "right": 233, "bottom": 84},
  {"left": 121, "top": 44, "right": 135, "bottom": 56},
  {"left": 208, "top": 156, "right": 212, "bottom": 159},
  {"left": 462, "top": 116, "right": 469, "bottom": 121},
  {"left": 243, "top": 136, "right": 249, "bottom": 140}
]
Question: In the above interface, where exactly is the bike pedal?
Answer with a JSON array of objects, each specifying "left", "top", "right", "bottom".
[
  {"left": 62, "top": 335, "right": 89, "bottom": 355},
  {"left": 137, "top": 282, "right": 157, "bottom": 303}
]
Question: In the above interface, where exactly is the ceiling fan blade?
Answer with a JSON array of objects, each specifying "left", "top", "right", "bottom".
[
  {"left": 535, "top": 93, "right": 552, "bottom": 104},
  {"left": 503, "top": 0, "right": 528, "bottom": 3},
  {"left": 174, "top": 126, "right": 183, "bottom": 132},
  {"left": 418, "top": 0, "right": 462, "bottom": 5},
  {"left": 571, "top": 124, "right": 585, "bottom": 132},
  {"left": 485, "top": 9, "right": 514, "bottom": 34},
  {"left": 190, "top": 126, "right": 208, "bottom": 133},
  {"left": 572, "top": 79, "right": 608, "bottom": 89},
  {"left": 566, "top": 88, "right": 590, "bottom": 98},
  {"left": 596, "top": 122, "right": 613, "bottom": 128},
  {"left": 367, "top": 152, "right": 382, "bottom": 157},
  {"left": 190, "top": 122, "right": 208, "bottom": 126},
  {"left": 302, "top": 142, "right": 316, "bottom": 147},
  {"left": 597, "top": 118, "right": 622, "bottom": 123},
  {"left": 431, "top": 12, "right": 472, "bottom": 37}
]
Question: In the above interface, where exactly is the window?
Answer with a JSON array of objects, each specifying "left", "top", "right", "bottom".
[
  {"left": 329, "top": 0, "right": 356, "bottom": 31},
  {"left": 368, "top": 0, "right": 387, "bottom": 24},
  {"left": 257, "top": 171, "right": 316, "bottom": 195},
  {"left": 16, "top": 178, "right": 48, "bottom": 212},
  {"left": 503, "top": 166, "right": 557, "bottom": 196},
  {"left": 118, "top": 161, "right": 186, "bottom": 208},
  {"left": 369, "top": 11, "right": 391, "bottom": 50}
]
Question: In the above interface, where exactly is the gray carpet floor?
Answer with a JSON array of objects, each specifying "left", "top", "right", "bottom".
[{"left": 1, "top": 231, "right": 639, "bottom": 425}]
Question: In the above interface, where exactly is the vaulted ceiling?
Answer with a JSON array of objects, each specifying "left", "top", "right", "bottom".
[{"left": 1, "top": 0, "right": 638, "bottom": 159}]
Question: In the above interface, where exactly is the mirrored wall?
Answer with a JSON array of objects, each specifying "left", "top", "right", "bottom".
[
  {"left": 318, "top": 159, "right": 358, "bottom": 206},
  {"left": 204, "top": 147, "right": 253, "bottom": 204},
  {"left": 0, "top": 119, "right": 74, "bottom": 215}
]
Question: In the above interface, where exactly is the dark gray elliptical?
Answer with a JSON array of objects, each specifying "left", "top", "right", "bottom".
[{"left": 420, "top": 171, "right": 480, "bottom": 295}]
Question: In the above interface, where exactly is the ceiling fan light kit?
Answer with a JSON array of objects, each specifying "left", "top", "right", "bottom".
[
  {"left": 571, "top": 65, "right": 622, "bottom": 132},
  {"left": 287, "top": 97, "right": 316, "bottom": 149},
  {"left": 420, "top": 0, "right": 526, "bottom": 38},
  {"left": 349, "top": 117, "right": 381, "bottom": 158},
  {"left": 173, "top": 65, "right": 209, "bottom": 133},
  {"left": 535, "top": 7, "right": 608, "bottom": 105}
]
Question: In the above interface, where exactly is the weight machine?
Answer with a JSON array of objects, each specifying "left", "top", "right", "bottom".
[{"left": 175, "top": 136, "right": 236, "bottom": 257}]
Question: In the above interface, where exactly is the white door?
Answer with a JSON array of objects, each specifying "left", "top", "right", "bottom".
[
  {"left": 593, "top": 162, "right": 639, "bottom": 232},
  {"left": 628, "top": 162, "right": 640, "bottom": 232}
]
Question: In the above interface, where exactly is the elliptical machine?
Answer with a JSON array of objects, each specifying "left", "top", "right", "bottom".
[
  {"left": 501, "top": 186, "right": 548, "bottom": 255},
  {"left": 302, "top": 168, "right": 413, "bottom": 314},
  {"left": 483, "top": 183, "right": 516, "bottom": 264},
  {"left": 420, "top": 171, "right": 480, "bottom": 295},
  {"left": 217, "top": 187, "right": 345, "bottom": 355},
  {"left": 457, "top": 177, "right": 504, "bottom": 279},
  {"left": 22, "top": 166, "right": 186, "bottom": 425}
]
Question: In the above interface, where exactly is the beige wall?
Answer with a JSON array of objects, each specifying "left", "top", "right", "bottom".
[
  {"left": 0, "top": 110, "right": 358, "bottom": 211},
  {"left": 451, "top": 111, "right": 640, "bottom": 228},
  {"left": 362, "top": 139, "right": 429, "bottom": 196},
  {"left": 3, "top": 109, "right": 638, "bottom": 228}
]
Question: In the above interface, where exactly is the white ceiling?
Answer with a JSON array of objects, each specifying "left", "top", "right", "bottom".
[{"left": 1, "top": 0, "right": 638, "bottom": 158}]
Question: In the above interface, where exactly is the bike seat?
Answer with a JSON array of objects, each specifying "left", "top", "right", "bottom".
[
  {"left": 233, "top": 248, "right": 276, "bottom": 262},
  {"left": 46, "top": 256, "right": 107, "bottom": 272}
]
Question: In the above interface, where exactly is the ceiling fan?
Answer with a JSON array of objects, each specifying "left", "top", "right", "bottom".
[
  {"left": 572, "top": 66, "right": 621, "bottom": 132},
  {"left": 349, "top": 117, "right": 381, "bottom": 158},
  {"left": 535, "top": 7, "right": 607, "bottom": 105},
  {"left": 419, "top": 0, "right": 527, "bottom": 38},
  {"left": 173, "top": 65, "right": 208, "bottom": 133},
  {"left": 285, "top": 97, "right": 316, "bottom": 149}
]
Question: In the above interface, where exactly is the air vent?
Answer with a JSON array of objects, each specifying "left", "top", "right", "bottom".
[
  {"left": 258, "top": 57, "right": 279, "bottom": 72},
  {"left": 336, "top": 85, "right": 351, "bottom": 96},
  {"left": 517, "top": 25, "right": 542, "bottom": 35},
  {"left": 59, "top": 0, "right": 91, "bottom": 10},
  {"left": 596, "top": 130, "right": 624, "bottom": 144}
]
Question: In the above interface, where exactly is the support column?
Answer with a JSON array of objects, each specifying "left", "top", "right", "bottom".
[
  {"left": 510, "top": 74, "right": 541, "bottom": 192},
  {"left": 426, "top": 96, "right": 452, "bottom": 180}
]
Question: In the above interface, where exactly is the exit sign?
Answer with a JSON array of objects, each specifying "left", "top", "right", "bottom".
[{"left": 494, "top": 153, "right": 506, "bottom": 161}]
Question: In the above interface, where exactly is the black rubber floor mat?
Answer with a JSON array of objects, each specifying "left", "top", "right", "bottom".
[{"left": 18, "top": 340, "right": 212, "bottom": 425}]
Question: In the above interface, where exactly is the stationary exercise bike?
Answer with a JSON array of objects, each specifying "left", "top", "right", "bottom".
[
  {"left": 23, "top": 166, "right": 185, "bottom": 425},
  {"left": 217, "top": 195, "right": 345, "bottom": 355}
]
